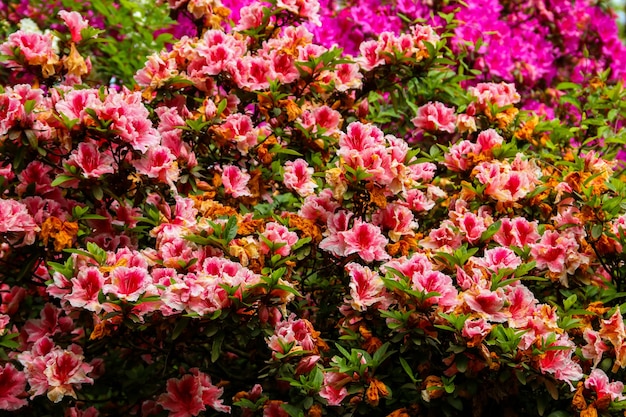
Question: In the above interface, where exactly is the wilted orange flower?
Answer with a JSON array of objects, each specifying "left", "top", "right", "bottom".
[
  {"left": 63, "top": 43, "right": 88, "bottom": 77},
  {"left": 40, "top": 217, "right": 78, "bottom": 251},
  {"left": 366, "top": 378, "right": 389, "bottom": 407}
]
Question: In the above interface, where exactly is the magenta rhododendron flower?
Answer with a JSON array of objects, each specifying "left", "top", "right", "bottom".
[
  {"left": 0, "top": 363, "right": 27, "bottom": 411},
  {"left": 411, "top": 101, "right": 457, "bottom": 134}
]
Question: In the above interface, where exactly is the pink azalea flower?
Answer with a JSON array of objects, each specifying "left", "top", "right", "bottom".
[
  {"left": 65, "top": 267, "right": 105, "bottom": 313},
  {"left": 468, "top": 82, "right": 521, "bottom": 110},
  {"left": 67, "top": 142, "right": 116, "bottom": 179},
  {"left": 341, "top": 219, "right": 390, "bottom": 263},
  {"left": 134, "top": 145, "right": 179, "bottom": 186},
  {"left": 473, "top": 247, "right": 522, "bottom": 273},
  {"left": 462, "top": 318, "right": 492, "bottom": 343},
  {"left": 299, "top": 189, "right": 340, "bottom": 224},
  {"left": 0, "top": 31, "right": 59, "bottom": 75},
  {"left": 0, "top": 199, "right": 39, "bottom": 246},
  {"left": 413, "top": 270, "right": 459, "bottom": 311},
  {"left": 581, "top": 329, "right": 610, "bottom": 368},
  {"left": 23, "top": 303, "right": 74, "bottom": 343},
  {"left": 319, "top": 371, "right": 350, "bottom": 406},
  {"left": 476, "top": 128, "right": 504, "bottom": 151},
  {"left": 221, "top": 165, "right": 251, "bottom": 198},
  {"left": 456, "top": 212, "right": 488, "bottom": 244},
  {"left": 58, "top": 10, "right": 89, "bottom": 43},
  {"left": 411, "top": 101, "right": 456, "bottom": 134},
  {"left": 345, "top": 262, "right": 387, "bottom": 311},
  {"left": 537, "top": 333, "right": 583, "bottom": 389},
  {"left": 443, "top": 140, "right": 479, "bottom": 171},
  {"left": 267, "top": 314, "right": 317, "bottom": 354},
  {"left": 283, "top": 159, "right": 317, "bottom": 197},
  {"left": 530, "top": 230, "right": 579, "bottom": 274},
  {"left": 493, "top": 217, "right": 540, "bottom": 248},
  {"left": 585, "top": 368, "right": 625, "bottom": 402},
  {"left": 463, "top": 287, "right": 508, "bottom": 322},
  {"left": 43, "top": 349, "right": 94, "bottom": 403},
  {"left": 158, "top": 369, "right": 229, "bottom": 417},
  {"left": 372, "top": 203, "right": 417, "bottom": 242},
  {"left": 102, "top": 266, "right": 153, "bottom": 302},
  {"left": 0, "top": 363, "right": 27, "bottom": 411},
  {"left": 260, "top": 222, "right": 299, "bottom": 257},
  {"left": 276, "top": 0, "right": 321, "bottom": 26}
]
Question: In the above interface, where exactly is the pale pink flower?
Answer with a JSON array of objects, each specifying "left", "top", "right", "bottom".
[
  {"left": 283, "top": 159, "right": 317, "bottom": 197},
  {"left": 67, "top": 142, "right": 116, "bottom": 179},
  {"left": 220, "top": 113, "right": 258, "bottom": 154},
  {"left": 260, "top": 222, "right": 299, "bottom": 257},
  {"left": 267, "top": 315, "right": 317, "bottom": 354},
  {"left": 530, "top": 230, "right": 579, "bottom": 274},
  {"left": 476, "top": 129, "right": 504, "bottom": 151},
  {"left": 413, "top": 270, "right": 459, "bottom": 311},
  {"left": 345, "top": 263, "right": 387, "bottom": 311},
  {"left": 270, "top": 51, "right": 300, "bottom": 84},
  {"left": 411, "top": 102, "right": 456, "bottom": 133},
  {"left": 318, "top": 210, "right": 353, "bottom": 257},
  {"left": 319, "top": 371, "right": 350, "bottom": 406},
  {"left": 58, "top": 10, "right": 89, "bottom": 43},
  {"left": 299, "top": 189, "right": 340, "bottom": 224},
  {"left": 43, "top": 349, "right": 94, "bottom": 403},
  {"left": 23, "top": 303, "right": 73, "bottom": 343},
  {"left": 443, "top": 140, "right": 479, "bottom": 171},
  {"left": 276, "top": 0, "right": 321, "bottom": 25},
  {"left": 331, "top": 62, "right": 363, "bottom": 91},
  {"left": 158, "top": 369, "right": 229, "bottom": 417},
  {"left": 55, "top": 88, "right": 101, "bottom": 121},
  {"left": 341, "top": 219, "right": 390, "bottom": 262},
  {"left": 0, "top": 31, "right": 59, "bottom": 75},
  {"left": 372, "top": 203, "right": 417, "bottom": 242},
  {"left": 134, "top": 145, "right": 179, "bottom": 186},
  {"left": 493, "top": 217, "right": 540, "bottom": 248},
  {"left": 463, "top": 287, "right": 508, "bottom": 322},
  {"left": 456, "top": 212, "right": 488, "bottom": 244},
  {"left": 234, "top": 3, "right": 266, "bottom": 31},
  {"left": 135, "top": 53, "right": 178, "bottom": 88},
  {"left": 505, "top": 285, "right": 538, "bottom": 328},
  {"left": 585, "top": 368, "right": 625, "bottom": 402},
  {"left": 581, "top": 329, "right": 610, "bottom": 368},
  {"left": 462, "top": 318, "right": 492, "bottom": 343},
  {"left": 468, "top": 82, "right": 521, "bottom": 110},
  {"left": 537, "top": 333, "right": 583, "bottom": 389},
  {"left": 102, "top": 266, "right": 153, "bottom": 302},
  {"left": 221, "top": 165, "right": 251, "bottom": 198},
  {"left": 66, "top": 267, "right": 105, "bottom": 313},
  {"left": 419, "top": 220, "right": 463, "bottom": 252},
  {"left": 473, "top": 247, "right": 522, "bottom": 273},
  {"left": 0, "top": 199, "right": 39, "bottom": 246},
  {"left": 0, "top": 363, "right": 27, "bottom": 411}
]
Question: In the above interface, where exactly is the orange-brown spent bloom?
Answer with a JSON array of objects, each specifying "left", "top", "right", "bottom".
[
  {"left": 256, "top": 135, "right": 279, "bottom": 166},
  {"left": 287, "top": 213, "right": 322, "bottom": 243},
  {"left": 422, "top": 375, "right": 445, "bottom": 401},
  {"left": 307, "top": 404, "right": 322, "bottom": 417},
  {"left": 366, "top": 378, "right": 389, "bottom": 407},
  {"left": 386, "top": 409, "right": 411, "bottom": 417},
  {"left": 279, "top": 99, "right": 303, "bottom": 122},
  {"left": 572, "top": 382, "right": 587, "bottom": 411},
  {"left": 64, "top": 43, "right": 89, "bottom": 77},
  {"left": 580, "top": 404, "right": 598, "bottom": 417},
  {"left": 40, "top": 217, "right": 79, "bottom": 252},
  {"left": 367, "top": 183, "right": 388, "bottom": 209}
]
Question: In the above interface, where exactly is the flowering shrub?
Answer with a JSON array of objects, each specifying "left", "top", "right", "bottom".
[{"left": 1, "top": 0, "right": 626, "bottom": 416}]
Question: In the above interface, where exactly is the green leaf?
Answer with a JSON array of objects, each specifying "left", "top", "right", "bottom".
[{"left": 211, "top": 332, "right": 224, "bottom": 363}]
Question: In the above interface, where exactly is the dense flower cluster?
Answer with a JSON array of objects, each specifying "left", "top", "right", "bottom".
[{"left": 1, "top": 0, "right": 626, "bottom": 417}]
